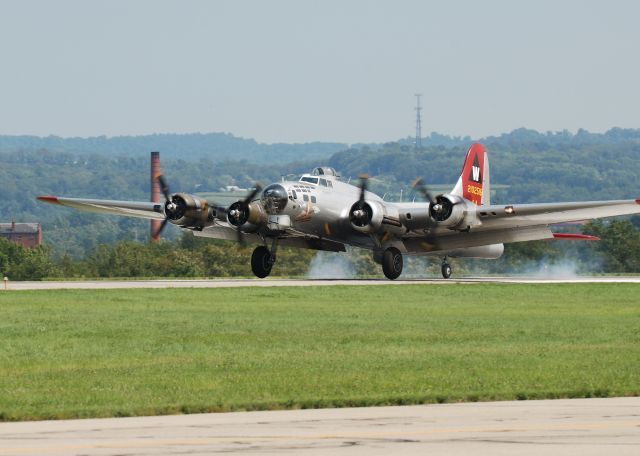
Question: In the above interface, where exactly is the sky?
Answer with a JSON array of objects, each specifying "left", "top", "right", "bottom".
[{"left": 1, "top": 0, "right": 639, "bottom": 144}]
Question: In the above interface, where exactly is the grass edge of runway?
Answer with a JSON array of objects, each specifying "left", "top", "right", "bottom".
[{"left": 1, "top": 283, "right": 639, "bottom": 421}]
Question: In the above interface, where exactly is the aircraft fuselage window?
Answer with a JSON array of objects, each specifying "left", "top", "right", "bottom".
[
  {"left": 310, "top": 195, "right": 317, "bottom": 203},
  {"left": 327, "top": 181, "right": 333, "bottom": 188},
  {"left": 303, "top": 194, "right": 309, "bottom": 202},
  {"left": 320, "top": 178, "right": 328, "bottom": 187},
  {"left": 291, "top": 190, "right": 297, "bottom": 199}
]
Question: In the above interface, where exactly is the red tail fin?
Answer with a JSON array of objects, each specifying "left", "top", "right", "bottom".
[{"left": 452, "top": 143, "right": 488, "bottom": 206}]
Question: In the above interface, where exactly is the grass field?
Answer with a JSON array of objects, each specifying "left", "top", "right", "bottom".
[{"left": 0, "top": 284, "right": 639, "bottom": 421}]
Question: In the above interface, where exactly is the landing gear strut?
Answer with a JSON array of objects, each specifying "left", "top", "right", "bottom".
[
  {"left": 441, "top": 257, "right": 452, "bottom": 279},
  {"left": 382, "top": 247, "right": 403, "bottom": 280},
  {"left": 251, "top": 239, "right": 278, "bottom": 278}
]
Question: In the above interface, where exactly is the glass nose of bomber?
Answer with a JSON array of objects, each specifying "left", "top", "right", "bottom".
[{"left": 261, "top": 184, "right": 288, "bottom": 214}]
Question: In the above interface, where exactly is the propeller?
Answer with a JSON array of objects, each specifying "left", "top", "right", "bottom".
[
  {"left": 153, "top": 174, "right": 174, "bottom": 239},
  {"left": 350, "top": 174, "right": 373, "bottom": 226},
  {"left": 357, "top": 173, "right": 368, "bottom": 207},
  {"left": 410, "top": 177, "right": 434, "bottom": 204},
  {"left": 411, "top": 177, "right": 446, "bottom": 218},
  {"left": 152, "top": 174, "right": 231, "bottom": 240},
  {"left": 227, "top": 183, "right": 263, "bottom": 245},
  {"left": 158, "top": 174, "right": 171, "bottom": 203}
]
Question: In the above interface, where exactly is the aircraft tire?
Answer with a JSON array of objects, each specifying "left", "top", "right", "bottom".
[
  {"left": 441, "top": 262, "right": 452, "bottom": 279},
  {"left": 251, "top": 246, "right": 273, "bottom": 278},
  {"left": 382, "top": 247, "right": 403, "bottom": 280}
]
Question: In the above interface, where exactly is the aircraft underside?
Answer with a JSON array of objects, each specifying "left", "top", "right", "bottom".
[{"left": 192, "top": 224, "right": 506, "bottom": 280}]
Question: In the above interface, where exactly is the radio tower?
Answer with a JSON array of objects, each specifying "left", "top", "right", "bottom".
[{"left": 414, "top": 93, "right": 423, "bottom": 150}]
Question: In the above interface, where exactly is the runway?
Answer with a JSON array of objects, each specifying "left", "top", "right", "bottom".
[
  {"left": 0, "top": 397, "right": 638, "bottom": 455},
  {"left": 3, "top": 276, "right": 640, "bottom": 290}
]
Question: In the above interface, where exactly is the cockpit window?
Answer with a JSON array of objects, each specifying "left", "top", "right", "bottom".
[
  {"left": 319, "top": 178, "right": 328, "bottom": 187},
  {"left": 300, "top": 176, "right": 319, "bottom": 185}
]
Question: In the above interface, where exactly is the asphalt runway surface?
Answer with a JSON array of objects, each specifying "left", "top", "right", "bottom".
[
  {"left": 1, "top": 398, "right": 638, "bottom": 455},
  {"left": 4, "top": 276, "right": 640, "bottom": 290}
]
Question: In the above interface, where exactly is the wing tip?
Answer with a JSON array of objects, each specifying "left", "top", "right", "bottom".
[
  {"left": 552, "top": 233, "right": 600, "bottom": 241},
  {"left": 37, "top": 195, "right": 60, "bottom": 204}
]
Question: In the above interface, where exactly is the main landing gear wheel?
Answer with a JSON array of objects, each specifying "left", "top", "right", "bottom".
[
  {"left": 441, "top": 259, "right": 452, "bottom": 279},
  {"left": 251, "top": 245, "right": 274, "bottom": 278},
  {"left": 382, "top": 247, "right": 403, "bottom": 280}
]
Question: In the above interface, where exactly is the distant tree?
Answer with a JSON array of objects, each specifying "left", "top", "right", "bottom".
[
  {"left": 581, "top": 220, "right": 640, "bottom": 273},
  {"left": 0, "top": 238, "right": 57, "bottom": 280}
]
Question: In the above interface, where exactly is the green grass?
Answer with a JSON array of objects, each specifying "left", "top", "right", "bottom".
[{"left": 0, "top": 284, "right": 639, "bottom": 421}]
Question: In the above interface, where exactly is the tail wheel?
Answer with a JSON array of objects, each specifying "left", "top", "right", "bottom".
[
  {"left": 441, "top": 262, "right": 452, "bottom": 279},
  {"left": 251, "top": 246, "right": 273, "bottom": 278},
  {"left": 382, "top": 247, "right": 403, "bottom": 280}
]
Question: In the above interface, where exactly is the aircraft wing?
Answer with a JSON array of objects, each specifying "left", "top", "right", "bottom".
[
  {"left": 475, "top": 198, "right": 640, "bottom": 230},
  {"left": 37, "top": 195, "right": 347, "bottom": 252},
  {"left": 403, "top": 198, "right": 640, "bottom": 254},
  {"left": 37, "top": 196, "right": 166, "bottom": 220}
]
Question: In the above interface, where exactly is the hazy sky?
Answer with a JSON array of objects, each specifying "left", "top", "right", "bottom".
[{"left": 1, "top": 0, "right": 639, "bottom": 143}]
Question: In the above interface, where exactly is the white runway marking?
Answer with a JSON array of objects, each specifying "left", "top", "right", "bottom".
[
  {"left": 3, "top": 276, "right": 640, "bottom": 290},
  {"left": 0, "top": 398, "right": 638, "bottom": 455}
]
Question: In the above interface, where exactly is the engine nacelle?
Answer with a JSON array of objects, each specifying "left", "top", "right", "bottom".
[
  {"left": 430, "top": 194, "right": 466, "bottom": 228},
  {"left": 165, "top": 193, "right": 216, "bottom": 228},
  {"left": 349, "top": 200, "right": 384, "bottom": 233},
  {"left": 227, "top": 200, "right": 267, "bottom": 230}
]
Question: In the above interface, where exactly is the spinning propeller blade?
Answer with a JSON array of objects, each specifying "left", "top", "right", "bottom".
[
  {"left": 153, "top": 174, "right": 173, "bottom": 239},
  {"left": 357, "top": 174, "right": 368, "bottom": 207},
  {"left": 411, "top": 177, "right": 436, "bottom": 204}
]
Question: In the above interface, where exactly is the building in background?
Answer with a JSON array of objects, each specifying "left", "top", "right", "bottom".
[{"left": 0, "top": 222, "right": 42, "bottom": 248}]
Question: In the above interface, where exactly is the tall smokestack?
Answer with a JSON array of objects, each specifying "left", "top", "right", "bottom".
[{"left": 150, "top": 151, "right": 161, "bottom": 242}]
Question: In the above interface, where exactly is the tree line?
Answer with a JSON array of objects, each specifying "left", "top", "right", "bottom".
[{"left": 2, "top": 219, "right": 638, "bottom": 281}]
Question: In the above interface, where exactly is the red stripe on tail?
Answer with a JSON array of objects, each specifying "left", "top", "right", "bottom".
[{"left": 460, "top": 143, "right": 485, "bottom": 205}]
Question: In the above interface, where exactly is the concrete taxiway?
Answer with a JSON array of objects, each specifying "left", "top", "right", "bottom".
[
  {"left": 0, "top": 398, "right": 638, "bottom": 455},
  {"left": 3, "top": 276, "right": 640, "bottom": 290}
]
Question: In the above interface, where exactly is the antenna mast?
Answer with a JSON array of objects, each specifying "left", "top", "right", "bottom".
[{"left": 414, "top": 93, "right": 423, "bottom": 150}]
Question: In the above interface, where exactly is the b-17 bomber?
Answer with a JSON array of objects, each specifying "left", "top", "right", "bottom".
[{"left": 38, "top": 144, "right": 640, "bottom": 279}]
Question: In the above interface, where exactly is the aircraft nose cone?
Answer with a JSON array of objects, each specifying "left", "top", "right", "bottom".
[{"left": 261, "top": 184, "right": 288, "bottom": 213}]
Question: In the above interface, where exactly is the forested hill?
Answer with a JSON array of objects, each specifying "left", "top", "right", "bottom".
[
  {"left": 397, "top": 127, "right": 640, "bottom": 148},
  {"left": 2, "top": 127, "right": 640, "bottom": 164},
  {"left": 0, "top": 133, "right": 347, "bottom": 165}
]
